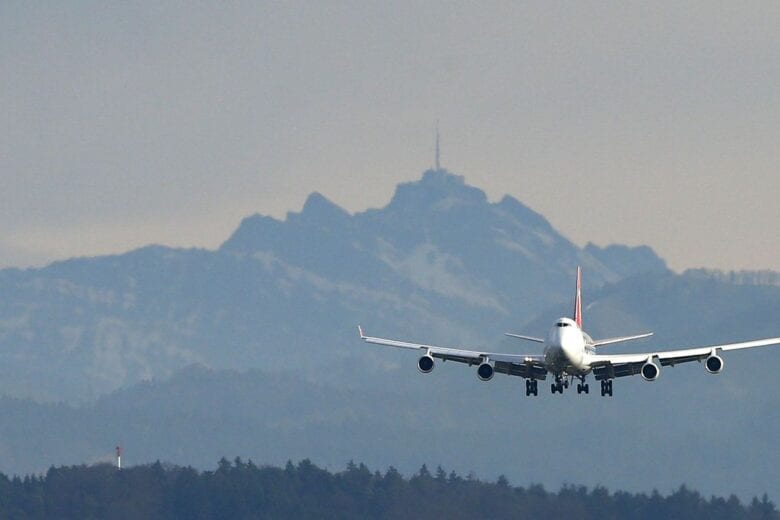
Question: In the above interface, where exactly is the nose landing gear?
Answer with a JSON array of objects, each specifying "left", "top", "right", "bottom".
[{"left": 550, "top": 375, "right": 567, "bottom": 394}]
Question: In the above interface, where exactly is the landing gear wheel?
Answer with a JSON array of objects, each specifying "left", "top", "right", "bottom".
[
  {"left": 552, "top": 375, "right": 565, "bottom": 394},
  {"left": 575, "top": 377, "right": 590, "bottom": 394},
  {"left": 600, "top": 380, "right": 613, "bottom": 397},
  {"left": 525, "top": 379, "right": 538, "bottom": 397}
]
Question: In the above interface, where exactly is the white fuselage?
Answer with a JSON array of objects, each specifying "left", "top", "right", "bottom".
[{"left": 543, "top": 317, "right": 594, "bottom": 375}]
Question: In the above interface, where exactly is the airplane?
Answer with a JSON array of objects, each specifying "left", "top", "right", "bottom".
[{"left": 358, "top": 267, "right": 780, "bottom": 397}]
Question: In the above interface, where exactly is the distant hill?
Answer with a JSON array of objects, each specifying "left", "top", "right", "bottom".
[{"left": 1, "top": 358, "right": 780, "bottom": 502}]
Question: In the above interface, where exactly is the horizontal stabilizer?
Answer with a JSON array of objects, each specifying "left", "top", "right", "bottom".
[
  {"left": 592, "top": 332, "right": 653, "bottom": 347},
  {"left": 505, "top": 333, "right": 545, "bottom": 343}
]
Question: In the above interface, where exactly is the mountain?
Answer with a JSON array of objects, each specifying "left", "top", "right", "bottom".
[
  {"left": 0, "top": 169, "right": 666, "bottom": 402},
  {"left": 584, "top": 242, "right": 667, "bottom": 279}
]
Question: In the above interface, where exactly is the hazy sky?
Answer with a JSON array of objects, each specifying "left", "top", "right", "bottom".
[{"left": 2, "top": 2, "right": 779, "bottom": 272}]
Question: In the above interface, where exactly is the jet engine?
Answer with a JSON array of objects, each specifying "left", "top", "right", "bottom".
[
  {"left": 417, "top": 355, "right": 435, "bottom": 374},
  {"left": 641, "top": 361, "right": 660, "bottom": 381},
  {"left": 705, "top": 354, "right": 724, "bottom": 374},
  {"left": 477, "top": 362, "right": 494, "bottom": 382}
]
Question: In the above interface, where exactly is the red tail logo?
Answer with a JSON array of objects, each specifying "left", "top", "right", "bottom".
[{"left": 573, "top": 266, "right": 582, "bottom": 328}]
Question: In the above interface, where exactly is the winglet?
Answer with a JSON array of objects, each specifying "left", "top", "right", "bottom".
[{"left": 358, "top": 325, "right": 365, "bottom": 339}]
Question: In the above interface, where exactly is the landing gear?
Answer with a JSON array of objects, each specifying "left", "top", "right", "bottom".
[
  {"left": 574, "top": 375, "right": 589, "bottom": 395},
  {"left": 525, "top": 379, "right": 538, "bottom": 397},
  {"left": 550, "top": 375, "right": 565, "bottom": 394},
  {"left": 549, "top": 375, "right": 594, "bottom": 395},
  {"left": 600, "top": 379, "right": 613, "bottom": 397}
]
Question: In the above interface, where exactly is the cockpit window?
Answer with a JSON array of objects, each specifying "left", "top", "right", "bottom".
[{"left": 556, "top": 322, "right": 570, "bottom": 327}]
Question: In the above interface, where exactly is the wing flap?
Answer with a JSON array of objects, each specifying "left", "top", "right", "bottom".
[
  {"left": 592, "top": 362, "right": 642, "bottom": 380},
  {"left": 431, "top": 352, "right": 480, "bottom": 365},
  {"left": 494, "top": 361, "right": 548, "bottom": 380}
]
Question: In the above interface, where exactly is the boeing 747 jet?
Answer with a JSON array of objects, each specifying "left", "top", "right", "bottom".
[{"left": 358, "top": 268, "right": 780, "bottom": 396}]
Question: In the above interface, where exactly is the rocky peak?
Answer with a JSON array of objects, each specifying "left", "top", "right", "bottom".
[
  {"left": 290, "top": 192, "right": 350, "bottom": 224},
  {"left": 386, "top": 169, "right": 488, "bottom": 212}
]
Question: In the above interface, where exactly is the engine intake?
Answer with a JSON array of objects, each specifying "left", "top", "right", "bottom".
[
  {"left": 477, "top": 362, "right": 494, "bottom": 381},
  {"left": 641, "top": 361, "right": 660, "bottom": 381},
  {"left": 417, "top": 355, "right": 434, "bottom": 374},
  {"left": 705, "top": 354, "right": 724, "bottom": 374}
]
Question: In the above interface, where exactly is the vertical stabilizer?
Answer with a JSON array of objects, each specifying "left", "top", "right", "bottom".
[{"left": 573, "top": 266, "right": 582, "bottom": 328}]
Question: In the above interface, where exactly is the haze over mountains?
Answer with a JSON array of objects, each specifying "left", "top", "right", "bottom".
[{"left": 1, "top": 170, "right": 779, "bottom": 500}]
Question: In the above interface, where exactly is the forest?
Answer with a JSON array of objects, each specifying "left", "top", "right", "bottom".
[{"left": 0, "top": 458, "right": 775, "bottom": 519}]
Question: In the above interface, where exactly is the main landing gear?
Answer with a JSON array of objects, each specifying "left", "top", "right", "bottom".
[
  {"left": 548, "top": 375, "right": 593, "bottom": 395},
  {"left": 525, "top": 379, "right": 538, "bottom": 396},
  {"left": 543, "top": 375, "right": 612, "bottom": 396}
]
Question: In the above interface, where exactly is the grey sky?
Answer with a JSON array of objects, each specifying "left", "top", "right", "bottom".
[{"left": 2, "top": 2, "right": 779, "bottom": 271}]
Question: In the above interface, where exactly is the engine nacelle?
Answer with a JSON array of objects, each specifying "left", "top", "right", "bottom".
[
  {"left": 477, "top": 362, "right": 494, "bottom": 382},
  {"left": 417, "top": 355, "right": 434, "bottom": 374},
  {"left": 705, "top": 354, "right": 724, "bottom": 374},
  {"left": 641, "top": 361, "right": 660, "bottom": 381}
]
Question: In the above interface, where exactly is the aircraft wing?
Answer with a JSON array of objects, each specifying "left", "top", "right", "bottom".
[
  {"left": 358, "top": 326, "right": 547, "bottom": 379},
  {"left": 588, "top": 337, "right": 780, "bottom": 379}
]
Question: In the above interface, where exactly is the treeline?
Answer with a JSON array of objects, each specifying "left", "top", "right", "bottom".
[
  {"left": 684, "top": 268, "right": 780, "bottom": 287},
  {"left": 0, "top": 458, "right": 776, "bottom": 519}
]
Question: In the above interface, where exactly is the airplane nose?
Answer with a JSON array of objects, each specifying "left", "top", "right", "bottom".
[{"left": 547, "top": 329, "right": 564, "bottom": 348}]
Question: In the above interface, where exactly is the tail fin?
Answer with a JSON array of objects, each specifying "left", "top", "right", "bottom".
[{"left": 573, "top": 266, "right": 582, "bottom": 328}]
